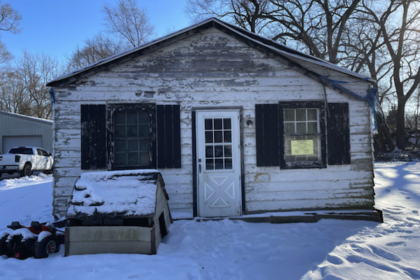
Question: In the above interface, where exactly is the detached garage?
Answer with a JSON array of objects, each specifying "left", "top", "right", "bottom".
[{"left": 0, "top": 111, "right": 53, "bottom": 154}]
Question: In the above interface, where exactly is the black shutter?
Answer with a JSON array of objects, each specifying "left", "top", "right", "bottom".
[
  {"left": 255, "top": 104, "right": 280, "bottom": 167},
  {"left": 81, "top": 104, "right": 107, "bottom": 170},
  {"left": 157, "top": 105, "right": 181, "bottom": 168},
  {"left": 327, "top": 103, "right": 350, "bottom": 165}
]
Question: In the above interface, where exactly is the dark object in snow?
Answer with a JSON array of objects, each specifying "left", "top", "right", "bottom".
[
  {"left": 0, "top": 221, "right": 64, "bottom": 260},
  {"left": 65, "top": 170, "right": 172, "bottom": 256}
]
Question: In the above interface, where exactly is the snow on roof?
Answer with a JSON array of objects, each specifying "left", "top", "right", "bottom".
[
  {"left": 67, "top": 170, "right": 165, "bottom": 219},
  {"left": 47, "top": 18, "right": 374, "bottom": 87}
]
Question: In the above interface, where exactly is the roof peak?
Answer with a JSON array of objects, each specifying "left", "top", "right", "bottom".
[{"left": 47, "top": 17, "right": 373, "bottom": 87}]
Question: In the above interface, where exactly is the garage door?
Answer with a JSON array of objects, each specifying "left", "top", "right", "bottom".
[{"left": 3, "top": 136, "right": 42, "bottom": 154}]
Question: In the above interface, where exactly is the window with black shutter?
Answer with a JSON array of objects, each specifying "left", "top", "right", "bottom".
[
  {"left": 81, "top": 103, "right": 182, "bottom": 171},
  {"left": 157, "top": 105, "right": 181, "bottom": 168},
  {"left": 256, "top": 102, "right": 350, "bottom": 169},
  {"left": 255, "top": 104, "right": 280, "bottom": 167},
  {"left": 81, "top": 104, "right": 107, "bottom": 170},
  {"left": 327, "top": 103, "right": 350, "bottom": 165},
  {"left": 107, "top": 103, "right": 156, "bottom": 170},
  {"left": 278, "top": 102, "right": 327, "bottom": 169}
]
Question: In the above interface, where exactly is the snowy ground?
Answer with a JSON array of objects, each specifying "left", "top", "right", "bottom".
[{"left": 1, "top": 162, "right": 420, "bottom": 280}]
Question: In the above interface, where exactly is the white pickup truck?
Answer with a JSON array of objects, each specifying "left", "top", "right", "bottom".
[{"left": 0, "top": 147, "right": 54, "bottom": 178}]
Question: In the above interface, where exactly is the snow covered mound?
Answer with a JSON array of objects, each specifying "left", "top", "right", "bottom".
[
  {"left": 0, "top": 173, "right": 50, "bottom": 190},
  {"left": 67, "top": 170, "right": 164, "bottom": 218}
]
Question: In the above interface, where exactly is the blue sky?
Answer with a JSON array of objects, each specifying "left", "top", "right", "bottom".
[{"left": 1, "top": 0, "right": 190, "bottom": 63}]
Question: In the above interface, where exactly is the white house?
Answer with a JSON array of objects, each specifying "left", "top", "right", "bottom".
[{"left": 47, "top": 18, "right": 377, "bottom": 219}]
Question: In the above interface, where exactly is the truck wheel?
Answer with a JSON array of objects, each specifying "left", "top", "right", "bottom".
[
  {"left": 20, "top": 163, "right": 32, "bottom": 177},
  {"left": 34, "top": 235, "right": 57, "bottom": 258},
  {"left": 0, "top": 234, "right": 9, "bottom": 256},
  {"left": 0, "top": 172, "right": 3, "bottom": 178}
]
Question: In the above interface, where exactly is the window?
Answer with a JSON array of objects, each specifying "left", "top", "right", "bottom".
[
  {"left": 283, "top": 108, "right": 321, "bottom": 163},
  {"left": 81, "top": 103, "right": 181, "bottom": 171},
  {"left": 37, "top": 149, "right": 50, "bottom": 157},
  {"left": 256, "top": 102, "right": 350, "bottom": 169},
  {"left": 108, "top": 104, "right": 156, "bottom": 170},
  {"left": 280, "top": 102, "right": 326, "bottom": 169},
  {"left": 114, "top": 110, "right": 151, "bottom": 168},
  {"left": 8, "top": 148, "right": 33, "bottom": 155}
]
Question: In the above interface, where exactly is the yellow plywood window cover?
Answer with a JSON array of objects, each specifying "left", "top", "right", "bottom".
[{"left": 291, "top": 140, "right": 314, "bottom": 155}]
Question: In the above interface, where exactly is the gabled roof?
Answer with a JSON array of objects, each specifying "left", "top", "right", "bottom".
[
  {"left": 47, "top": 17, "right": 374, "bottom": 88},
  {"left": 0, "top": 110, "right": 53, "bottom": 125}
]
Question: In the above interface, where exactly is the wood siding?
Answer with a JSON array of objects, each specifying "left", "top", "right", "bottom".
[{"left": 52, "top": 28, "right": 374, "bottom": 217}]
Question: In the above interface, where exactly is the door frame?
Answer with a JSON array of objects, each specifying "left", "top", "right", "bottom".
[{"left": 192, "top": 107, "right": 245, "bottom": 217}]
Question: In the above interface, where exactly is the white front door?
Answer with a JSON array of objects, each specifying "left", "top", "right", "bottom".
[{"left": 196, "top": 110, "right": 242, "bottom": 217}]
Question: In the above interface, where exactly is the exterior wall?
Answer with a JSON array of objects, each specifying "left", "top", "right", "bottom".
[
  {"left": 0, "top": 112, "right": 53, "bottom": 153},
  {"left": 52, "top": 28, "right": 374, "bottom": 217}
]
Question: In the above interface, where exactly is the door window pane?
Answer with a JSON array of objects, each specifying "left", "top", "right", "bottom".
[
  {"left": 223, "top": 118, "right": 231, "bottom": 129},
  {"left": 215, "top": 159, "right": 224, "bottom": 169},
  {"left": 224, "top": 131, "right": 232, "bottom": 142},
  {"left": 224, "top": 146, "right": 232, "bottom": 157},
  {"left": 206, "top": 146, "right": 214, "bottom": 158},
  {"left": 214, "top": 119, "right": 222, "bottom": 129},
  {"left": 214, "top": 145, "right": 223, "bottom": 158},
  {"left": 205, "top": 131, "right": 213, "bottom": 143},
  {"left": 204, "top": 117, "right": 233, "bottom": 170},
  {"left": 206, "top": 159, "right": 214, "bottom": 170},
  {"left": 225, "top": 159, "right": 232, "bottom": 169},
  {"left": 205, "top": 119, "right": 213, "bottom": 130},
  {"left": 214, "top": 131, "right": 223, "bottom": 143}
]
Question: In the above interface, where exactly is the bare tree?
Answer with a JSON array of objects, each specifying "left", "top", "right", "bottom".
[
  {"left": 0, "top": 1, "right": 21, "bottom": 65},
  {"left": 186, "top": 0, "right": 268, "bottom": 33},
  {"left": 187, "top": 0, "right": 363, "bottom": 64},
  {"left": 0, "top": 1, "right": 21, "bottom": 33},
  {"left": 103, "top": 0, "right": 154, "bottom": 48},
  {"left": 66, "top": 0, "right": 154, "bottom": 71},
  {"left": 360, "top": 0, "right": 420, "bottom": 149},
  {"left": 66, "top": 33, "right": 127, "bottom": 71},
  {"left": 0, "top": 70, "right": 31, "bottom": 115},
  {"left": 14, "top": 51, "right": 63, "bottom": 119}
]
